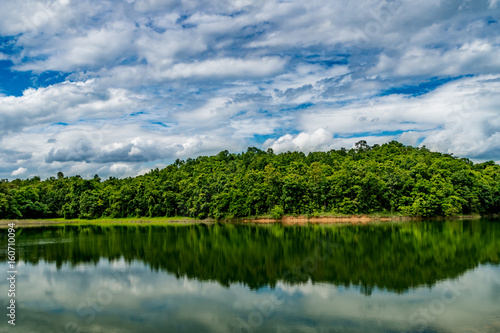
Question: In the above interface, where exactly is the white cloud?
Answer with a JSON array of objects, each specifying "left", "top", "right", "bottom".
[
  {"left": 265, "top": 128, "right": 332, "bottom": 153},
  {"left": 0, "top": 0, "right": 499, "bottom": 178},
  {"left": 16, "top": 23, "right": 137, "bottom": 72},
  {"left": 265, "top": 131, "right": 395, "bottom": 154},
  {"left": 0, "top": 80, "right": 140, "bottom": 137},
  {"left": 265, "top": 75, "right": 500, "bottom": 158},
  {"left": 371, "top": 41, "right": 500, "bottom": 77},
  {"left": 11, "top": 167, "right": 28, "bottom": 176},
  {"left": 0, "top": 0, "right": 70, "bottom": 36},
  {"left": 159, "top": 57, "right": 286, "bottom": 80},
  {"left": 230, "top": 115, "right": 282, "bottom": 138},
  {"left": 135, "top": 29, "right": 208, "bottom": 70},
  {"left": 109, "top": 163, "right": 133, "bottom": 175}
]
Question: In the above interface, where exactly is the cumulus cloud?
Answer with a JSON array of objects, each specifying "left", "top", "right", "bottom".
[
  {"left": 264, "top": 129, "right": 333, "bottom": 153},
  {"left": 0, "top": 80, "right": 140, "bottom": 138},
  {"left": 16, "top": 24, "right": 137, "bottom": 72},
  {"left": 371, "top": 41, "right": 500, "bottom": 77},
  {"left": 159, "top": 57, "right": 286, "bottom": 80},
  {"left": 11, "top": 167, "right": 28, "bottom": 176},
  {"left": 273, "top": 75, "right": 500, "bottom": 158},
  {"left": 265, "top": 130, "right": 396, "bottom": 154}
]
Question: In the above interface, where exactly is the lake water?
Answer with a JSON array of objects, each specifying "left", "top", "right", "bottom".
[{"left": 1, "top": 220, "right": 499, "bottom": 333}]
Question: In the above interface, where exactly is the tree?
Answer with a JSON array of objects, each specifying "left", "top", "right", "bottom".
[{"left": 0, "top": 142, "right": 498, "bottom": 219}]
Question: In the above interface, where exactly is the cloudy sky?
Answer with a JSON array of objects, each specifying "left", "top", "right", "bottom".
[{"left": 0, "top": 0, "right": 499, "bottom": 179}]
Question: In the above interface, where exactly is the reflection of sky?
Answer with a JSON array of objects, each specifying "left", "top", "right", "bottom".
[{"left": 0, "top": 259, "right": 499, "bottom": 333}]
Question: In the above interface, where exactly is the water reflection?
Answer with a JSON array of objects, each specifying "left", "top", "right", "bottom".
[
  {"left": 5, "top": 220, "right": 500, "bottom": 292},
  {"left": 0, "top": 220, "right": 499, "bottom": 332}
]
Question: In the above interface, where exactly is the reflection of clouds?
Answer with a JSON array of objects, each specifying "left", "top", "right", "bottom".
[
  {"left": 276, "top": 279, "right": 338, "bottom": 299},
  {"left": 0, "top": 261, "right": 499, "bottom": 332}
]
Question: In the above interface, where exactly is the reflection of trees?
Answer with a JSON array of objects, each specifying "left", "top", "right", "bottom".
[{"left": 8, "top": 220, "right": 500, "bottom": 294}]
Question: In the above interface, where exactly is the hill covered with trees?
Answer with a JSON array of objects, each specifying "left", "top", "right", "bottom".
[{"left": 1, "top": 141, "right": 499, "bottom": 219}]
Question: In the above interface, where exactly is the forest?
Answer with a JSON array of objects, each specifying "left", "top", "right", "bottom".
[{"left": 0, "top": 140, "right": 499, "bottom": 220}]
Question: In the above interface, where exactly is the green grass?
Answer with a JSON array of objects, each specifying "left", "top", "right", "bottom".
[
  {"left": 0, "top": 216, "right": 202, "bottom": 228},
  {"left": 48, "top": 216, "right": 196, "bottom": 223}
]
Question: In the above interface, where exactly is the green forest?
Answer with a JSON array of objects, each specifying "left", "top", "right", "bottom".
[
  {"left": 7, "top": 221, "right": 500, "bottom": 292},
  {"left": 1, "top": 141, "right": 499, "bottom": 220}
]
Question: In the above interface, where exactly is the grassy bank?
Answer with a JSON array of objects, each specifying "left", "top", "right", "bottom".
[{"left": 0, "top": 216, "right": 203, "bottom": 228}]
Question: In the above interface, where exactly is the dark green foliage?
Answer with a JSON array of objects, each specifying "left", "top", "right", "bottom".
[
  {"left": 6, "top": 220, "right": 500, "bottom": 292},
  {"left": 1, "top": 141, "right": 499, "bottom": 219}
]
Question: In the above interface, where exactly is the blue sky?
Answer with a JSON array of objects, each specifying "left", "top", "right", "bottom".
[{"left": 0, "top": 0, "right": 499, "bottom": 179}]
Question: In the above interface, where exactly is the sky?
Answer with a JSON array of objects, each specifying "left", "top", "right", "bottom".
[{"left": 0, "top": 0, "right": 499, "bottom": 179}]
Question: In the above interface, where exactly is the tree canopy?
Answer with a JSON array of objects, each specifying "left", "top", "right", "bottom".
[{"left": 1, "top": 141, "right": 499, "bottom": 219}]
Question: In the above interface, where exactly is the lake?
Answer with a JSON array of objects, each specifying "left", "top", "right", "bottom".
[{"left": 1, "top": 219, "right": 499, "bottom": 333}]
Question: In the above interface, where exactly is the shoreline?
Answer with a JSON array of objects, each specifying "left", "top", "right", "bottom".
[
  {"left": 0, "top": 217, "right": 211, "bottom": 228},
  {"left": 0, "top": 214, "right": 486, "bottom": 228},
  {"left": 241, "top": 214, "right": 484, "bottom": 225}
]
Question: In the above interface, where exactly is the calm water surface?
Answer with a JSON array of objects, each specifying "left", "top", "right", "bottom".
[{"left": 1, "top": 219, "right": 499, "bottom": 333}]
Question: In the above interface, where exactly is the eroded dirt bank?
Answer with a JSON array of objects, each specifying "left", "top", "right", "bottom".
[{"left": 242, "top": 215, "right": 482, "bottom": 225}]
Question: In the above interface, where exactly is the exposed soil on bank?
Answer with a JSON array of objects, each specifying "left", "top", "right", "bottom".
[
  {"left": 243, "top": 215, "right": 408, "bottom": 225},
  {"left": 242, "top": 214, "right": 482, "bottom": 225}
]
